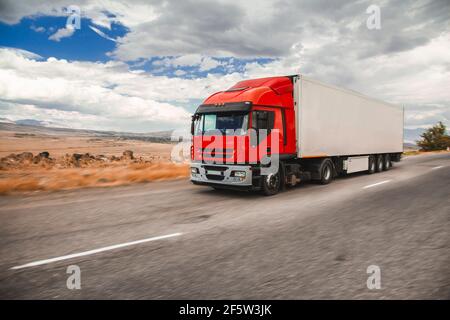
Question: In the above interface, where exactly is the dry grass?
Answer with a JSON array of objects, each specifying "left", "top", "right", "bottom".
[
  {"left": 0, "top": 162, "right": 189, "bottom": 194},
  {"left": 403, "top": 149, "right": 450, "bottom": 156},
  {"left": 0, "top": 129, "right": 173, "bottom": 160},
  {"left": 0, "top": 128, "right": 189, "bottom": 194}
]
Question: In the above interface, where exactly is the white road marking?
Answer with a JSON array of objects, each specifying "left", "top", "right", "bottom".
[
  {"left": 431, "top": 165, "right": 444, "bottom": 170},
  {"left": 363, "top": 180, "right": 392, "bottom": 189},
  {"left": 10, "top": 232, "right": 182, "bottom": 270}
]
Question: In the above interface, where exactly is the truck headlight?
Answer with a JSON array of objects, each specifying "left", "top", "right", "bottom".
[
  {"left": 232, "top": 171, "right": 246, "bottom": 178},
  {"left": 191, "top": 167, "right": 199, "bottom": 175}
]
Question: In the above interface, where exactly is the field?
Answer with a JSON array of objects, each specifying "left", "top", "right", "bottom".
[{"left": 0, "top": 123, "right": 189, "bottom": 194}]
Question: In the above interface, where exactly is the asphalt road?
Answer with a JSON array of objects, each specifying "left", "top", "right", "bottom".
[{"left": 0, "top": 153, "right": 449, "bottom": 299}]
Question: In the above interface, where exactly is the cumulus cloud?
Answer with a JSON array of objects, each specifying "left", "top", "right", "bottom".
[
  {"left": 0, "top": 48, "right": 195, "bottom": 131},
  {"left": 0, "top": 0, "right": 449, "bottom": 130},
  {"left": 0, "top": 47, "right": 43, "bottom": 60},
  {"left": 2, "top": 0, "right": 449, "bottom": 59},
  {"left": 153, "top": 54, "right": 222, "bottom": 72},
  {"left": 30, "top": 25, "right": 45, "bottom": 32},
  {"left": 48, "top": 25, "right": 76, "bottom": 42}
]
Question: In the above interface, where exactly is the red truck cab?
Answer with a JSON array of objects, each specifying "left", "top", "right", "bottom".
[
  {"left": 190, "top": 76, "right": 298, "bottom": 194},
  {"left": 192, "top": 76, "right": 296, "bottom": 159}
]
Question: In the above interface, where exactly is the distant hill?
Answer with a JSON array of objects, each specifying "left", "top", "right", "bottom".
[
  {"left": 14, "top": 119, "right": 54, "bottom": 127},
  {"left": 0, "top": 119, "right": 174, "bottom": 143},
  {"left": 403, "top": 142, "right": 419, "bottom": 150},
  {"left": 0, "top": 117, "right": 446, "bottom": 145},
  {"left": 0, "top": 117, "right": 15, "bottom": 124}
]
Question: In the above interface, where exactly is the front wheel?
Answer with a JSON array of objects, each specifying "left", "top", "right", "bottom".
[{"left": 262, "top": 170, "right": 281, "bottom": 196}]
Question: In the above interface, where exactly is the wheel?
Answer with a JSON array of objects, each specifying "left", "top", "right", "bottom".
[
  {"left": 375, "top": 155, "right": 384, "bottom": 172},
  {"left": 368, "top": 156, "right": 376, "bottom": 174},
  {"left": 262, "top": 170, "right": 281, "bottom": 196},
  {"left": 383, "top": 154, "right": 391, "bottom": 171},
  {"left": 319, "top": 160, "right": 333, "bottom": 184}
]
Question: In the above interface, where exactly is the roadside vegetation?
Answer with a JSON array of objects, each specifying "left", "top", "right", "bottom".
[
  {"left": 416, "top": 121, "right": 450, "bottom": 151},
  {"left": 0, "top": 150, "right": 188, "bottom": 194},
  {"left": 404, "top": 122, "right": 450, "bottom": 156}
]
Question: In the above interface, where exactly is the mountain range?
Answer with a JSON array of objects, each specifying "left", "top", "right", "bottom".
[{"left": 0, "top": 117, "right": 443, "bottom": 145}]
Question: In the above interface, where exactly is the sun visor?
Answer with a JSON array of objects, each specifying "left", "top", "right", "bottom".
[{"left": 195, "top": 102, "right": 252, "bottom": 114}]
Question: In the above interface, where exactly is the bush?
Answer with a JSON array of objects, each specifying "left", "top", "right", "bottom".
[{"left": 416, "top": 122, "right": 450, "bottom": 151}]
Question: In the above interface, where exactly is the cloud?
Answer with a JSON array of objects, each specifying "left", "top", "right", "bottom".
[
  {"left": 199, "top": 57, "right": 221, "bottom": 72},
  {"left": 404, "top": 104, "right": 450, "bottom": 129},
  {"left": 0, "top": 47, "right": 43, "bottom": 60},
  {"left": 174, "top": 70, "right": 187, "bottom": 77},
  {"left": 2, "top": 40, "right": 448, "bottom": 132},
  {"left": 30, "top": 25, "right": 45, "bottom": 32},
  {"left": 2, "top": 0, "right": 449, "bottom": 60},
  {"left": 152, "top": 54, "right": 222, "bottom": 72},
  {"left": 0, "top": 48, "right": 196, "bottom": 131},
  {"left": 0, "top": 0, "right": 449, "bottom": 131},
  {"left": 48, "top": 25, "right": 76, "bottom": 42}
]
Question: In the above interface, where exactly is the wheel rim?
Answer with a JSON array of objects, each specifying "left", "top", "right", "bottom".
[
  {"left": 379, "top": 159, "right": 383, "bottom": 170},
  {"left": 266, "top": 173, "right": 279, "bottom": 191},
  {"left": 370, "top": 160, "right": 375, "bottom": 171}
]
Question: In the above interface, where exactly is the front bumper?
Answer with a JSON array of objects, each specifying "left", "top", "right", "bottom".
[{"left": 190, "top": 163, "right": 253, "bottom": 186}]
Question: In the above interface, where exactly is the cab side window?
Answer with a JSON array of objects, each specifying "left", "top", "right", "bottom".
[{"left": 252, "top": 111, "right": 274, "bottom": 131}]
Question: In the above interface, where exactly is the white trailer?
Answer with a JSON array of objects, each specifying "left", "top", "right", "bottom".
[
  {"left": 294, "top": 75, "right": 404, "bottom": 158},
  {"left": 292, "top": 75, "right": 403, "bottom": 175}
]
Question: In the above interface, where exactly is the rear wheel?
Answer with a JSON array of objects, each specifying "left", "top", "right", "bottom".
[
  {"left": 319, "top": 160, "right": 334, "bottom": 184},
  {"left": 262, "top": 170, "right": 281, "bottom": 196},
  {"left": 368, "top": 156, "right": 376, "bottom": 174},
  {"left": 383, "top": 154, "right": 391, "bottom": 171},
  {"left": 375, "top": 155, "right": 384, "bottom": 172}
]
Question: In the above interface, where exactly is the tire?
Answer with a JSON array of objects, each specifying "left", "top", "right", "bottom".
[
  {"left": 262, "top": 170, "right": 281, "bottom": 196},
  {"left": 319, "top": 160, "right": 334, "bottom": 185},
  {"left": 368, "top": 156, "right": 376, "bottom": 174},
  {"left": 383, "top": 154, "right": 391, "bottom": 171},
  {"left": 375, "top": 155, "right": 384, "bottom": 172}
]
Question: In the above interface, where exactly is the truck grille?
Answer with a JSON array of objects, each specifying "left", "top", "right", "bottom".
[
  {"left": 202, "top": 148, "right": 233, "bottom": 159},
  {"left": 206, "top": 175, "right": 225, "bottom": 181},
  {"left": 202, "top": 165, "right": 228, "bottom": 172}
]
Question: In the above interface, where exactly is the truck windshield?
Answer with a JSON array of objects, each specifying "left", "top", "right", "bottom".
[{"left": 194, "top": 112, "right": 249, "bottom": 135}]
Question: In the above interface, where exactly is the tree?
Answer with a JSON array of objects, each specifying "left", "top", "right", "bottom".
[{"left": 416, "top": 121, "right": 450, "bottom": 151}]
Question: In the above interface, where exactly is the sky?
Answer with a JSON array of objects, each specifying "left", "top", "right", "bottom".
[{"left": 0, "top": 0, "right": 449, "bottom": 133}]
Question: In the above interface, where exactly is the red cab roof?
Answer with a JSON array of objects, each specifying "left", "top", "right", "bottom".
[{"left": 203, "top": 76, "right": 293, "bottom": 107}]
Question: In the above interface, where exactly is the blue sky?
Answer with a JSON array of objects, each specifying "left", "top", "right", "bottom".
[
  {"left": 0, "top": 17, "right": 127, "bottom": 62},
  {"left": 0, "top": 16, "right": 273, "bottom": 78},
  {"left": 0, "top": 0, "right": 448, "bottom": 133}
]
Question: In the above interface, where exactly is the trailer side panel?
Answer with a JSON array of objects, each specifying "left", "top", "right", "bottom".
[{"left": 296, "top": 75, "right": 403, "bottom": 157}]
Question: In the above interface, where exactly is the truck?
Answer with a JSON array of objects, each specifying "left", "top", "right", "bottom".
[{"left": 190, "top": 74, "right": 403, "bottom": 195}]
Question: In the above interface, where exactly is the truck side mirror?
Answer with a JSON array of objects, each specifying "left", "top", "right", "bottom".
[{"left": 191, "top": 115, "right": 196, "bottom": 135}]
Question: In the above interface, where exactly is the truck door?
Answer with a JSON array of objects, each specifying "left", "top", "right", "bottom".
[{"left": 250, "top": 108, "right": 283, "bottom": 160}]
